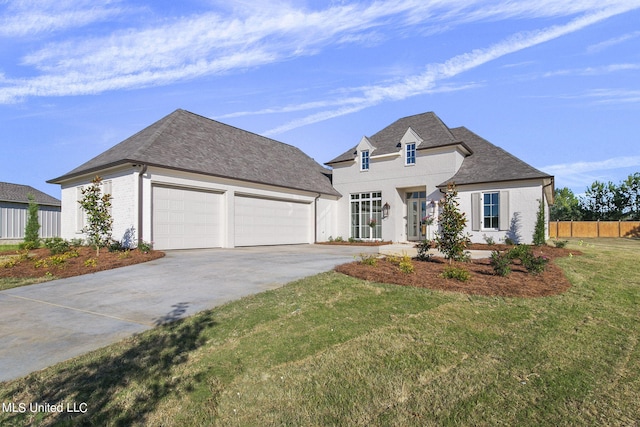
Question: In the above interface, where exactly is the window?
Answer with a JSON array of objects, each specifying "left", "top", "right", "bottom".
[
  {"left": 405, "top": 143, "right": 416, "bottom": 165},
  {"left": 360, "top": 150, "right": 370, "bottom": 171},
  {"left": 483, "top": 192, "right": 499, "bottom": 229},
  {"left": 350, "top": 192, "right": 382, "bottom": 239}
]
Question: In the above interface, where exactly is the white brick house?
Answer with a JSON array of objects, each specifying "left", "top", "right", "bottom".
[
  {"left": 49, "top": 109, "right": 553, "bottom": 249},
  {"left": 326, "top": 113, "right": 554, "bottom": 244}
]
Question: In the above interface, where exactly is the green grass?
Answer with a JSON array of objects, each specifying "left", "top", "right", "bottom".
[
  {"left": 0, "top": 244, "right": 22, "bottom": 252},
  {"left": 1, "top": 239, "right": 639, "bottom": 426}
]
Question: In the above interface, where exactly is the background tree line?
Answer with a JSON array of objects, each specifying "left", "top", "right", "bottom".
[{"left": 551, "top": 172, "right": 640, "bottom": 221}]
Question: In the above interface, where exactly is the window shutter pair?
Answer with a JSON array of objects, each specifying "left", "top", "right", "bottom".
[{"left": 471, "top": 191, "right": 509, "bottom": 231}]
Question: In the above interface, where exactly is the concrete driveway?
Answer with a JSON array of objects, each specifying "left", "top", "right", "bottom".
[{"left": 0, "top": 244, "right": 377, "bottom": 382}]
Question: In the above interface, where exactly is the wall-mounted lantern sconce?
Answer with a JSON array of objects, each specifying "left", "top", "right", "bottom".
[{"left": 382, "top": 202, "right": 390, "bottom": 218}]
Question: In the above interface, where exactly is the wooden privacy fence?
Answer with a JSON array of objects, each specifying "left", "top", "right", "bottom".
[{"left": 549, "top": 221, "right": 640, "bottom": 238}]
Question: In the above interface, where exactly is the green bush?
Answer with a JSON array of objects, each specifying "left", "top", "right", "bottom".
[
  {"left": 398, "top": 254, "right": 414, "bottom": 274},
  {"left": 108, "top": 240, "right": 126, "bottom": 252},
  {"left": 69, "top": 238, "right": 86, "bottom": 247},
  {"left": 490, "top": 250, "right": 512, "bottom": 277},
  {"left": 357, "top": 253, "right": 378, "bottom": 266},
  {"left": 43, "top": 237, "right": 70, "bottom": 255},
  {"left": 18, "top": 240, "right": 40, "bottom": 250},
  {"left": 416, "top": 239, "right": 433, "bottom": 261},
  {"left": 553, "top": 240, "right": 569, "bottom": 248},
  {"left": 23, "top": 194, "right": 41, "bottom": 249},
  {"left": 500, "top": 245, "right": 549, "bottom": 275},
  {"left": 522, "top": 254, "right": 549, "bottom": 275},
  {"left": 138, "top": 240, "right": 152, "bottom": 253},
  {"left": 441, "top": 266, "right": 471, "bottom": 282}
]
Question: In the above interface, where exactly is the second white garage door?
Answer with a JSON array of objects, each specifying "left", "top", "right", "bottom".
[
  {"left": 234, "top": 195, "right": 311, "bottom": 246},
  {"left": 152, "top": 186, "right": 222, "bottom": 250}
]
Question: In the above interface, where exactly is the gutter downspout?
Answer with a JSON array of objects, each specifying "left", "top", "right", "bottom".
[
  {"left": 314, "top": 193, "right": 321, "bottom": 243},
  {"left": 137, "top": 164, "right": 148, "bottom": 247}
]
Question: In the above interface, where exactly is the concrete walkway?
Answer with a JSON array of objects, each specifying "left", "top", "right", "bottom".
[
  {"left": 0, "top": 244, "right": 378, "bottom": 382},
  {"left": 379, "top": 242, "right": 493, "bottom": 259}
]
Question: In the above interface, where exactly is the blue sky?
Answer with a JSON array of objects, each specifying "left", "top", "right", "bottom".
[{"left": 2, "top": 0, "right": 639, "bottom": 199}]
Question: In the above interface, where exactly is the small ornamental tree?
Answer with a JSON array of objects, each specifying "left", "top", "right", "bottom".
[
  {"left": 435, "top": 184, "right": 471, "bottom": 263},
  {"left": 79, "top": 176, "right": 113, "bottom": 256},
  {"left": 23, "top": 194, "right": 41, "bottom": 249},
  {"left": 532, "top": 198, "right": 546, "bottom": 246}
]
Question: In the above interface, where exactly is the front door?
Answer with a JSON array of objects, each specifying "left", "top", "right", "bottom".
[{"left": 407, "top": 192, "right": 427, "bottom": 241}]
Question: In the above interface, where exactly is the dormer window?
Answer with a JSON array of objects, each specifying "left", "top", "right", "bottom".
[
  {"left": 360, "top": 150, "right": 370, "bottom": 171},
  {"left": 405, "top": 143, "right": 416, "bottom": 165}
]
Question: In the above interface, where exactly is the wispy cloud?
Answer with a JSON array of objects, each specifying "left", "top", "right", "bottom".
[
  {"left": 263, "top": 3, "right": 639, "bottom": 135},
  {"left": 587, "top": 30, "right": 640, "bottom": 53},
  {"left": 543, "top": 63, "right": 640, "bottom": 77},
  {"left": 1, "top": 0, "right": 639, "bottom": 105},
  {"left": 0, "top": 0, "right": 126, "bottom": 37}
]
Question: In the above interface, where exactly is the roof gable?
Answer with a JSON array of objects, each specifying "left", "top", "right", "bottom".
[
  {"left": 0, "top": 182, "right": 61, "bottom": 206},
  {"left": 326, "top": 112, "right": 460, "bottom": 164},
  {"left": 49, "top": 109, "right": 338, "bottom": 196}
]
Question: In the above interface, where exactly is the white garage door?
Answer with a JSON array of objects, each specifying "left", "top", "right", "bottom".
[
  {"left": 234, "top": 195, "right": 311, "bottom": 246},
  {"left": 152, "top": 186, "right": 222, "bottom": 250}
]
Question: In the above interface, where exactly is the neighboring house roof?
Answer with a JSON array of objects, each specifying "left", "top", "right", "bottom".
[
  {"left": 326, "top": 111, "right": 552, "bottom": 186},
  {"left": 48, "top": 109, "right": 339, "bottom": 197},
  {"left": 0, "top": 182, "right": 61, "bottom": 206}
]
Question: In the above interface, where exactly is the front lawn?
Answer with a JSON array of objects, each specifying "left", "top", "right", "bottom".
[{"left": 1, "top": 239, "right": 638, "bottom": 426}]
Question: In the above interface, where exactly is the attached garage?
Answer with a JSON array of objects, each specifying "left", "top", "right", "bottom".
[
  {"left": 152, "top": 185, "right": 222, "bottom": 250},
  {"left": 234, "top": 195, "right": 311, "bottom": 246},
  {"left": 49, "top": 109, "right": 340, "bottom": 248}
]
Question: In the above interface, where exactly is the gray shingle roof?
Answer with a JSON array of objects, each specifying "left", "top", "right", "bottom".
[
  {"left": 49, "top": 109, "right": 339, "bottom": 196},
  {"left": 326, "top": 112, "right": 465, "bottom": 164},
  {"left": 438, "top": 127, "right": 552, "bottom": 187},
  {"left": 0, "top": 182, "right": 61, "bottom": 206},
  {"left": 326, "top": 111, "right": 552, "bottom": 186}
]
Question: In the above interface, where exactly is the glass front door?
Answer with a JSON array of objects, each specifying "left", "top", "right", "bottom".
[{"left": 407, "top": 192, "right": 427, "bottom": 241}]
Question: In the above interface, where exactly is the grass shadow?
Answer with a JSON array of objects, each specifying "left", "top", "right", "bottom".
[{"left": 2, "top": 311, "right": 217, "bottom": 426}]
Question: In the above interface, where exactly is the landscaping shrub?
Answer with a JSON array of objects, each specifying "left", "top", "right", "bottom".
[
  {"left": 23, "top": 194, "right": 41, "bottom": 249},
  {"left": 357, "top": 253, "right": 378, "bottom": 266},
  {"left": 78, "top": 176, "right": 113, "bottom": 257},
  {"left": 138, "top": 240, "right": 152, "bottom": 253},
  {"left": 487, "top": 244, "right": 551, "bottom": 277},
  {"left": 532, "top": 198, "right": 546, "bottom": 246},
  {"left": 490, "top": 250, "right": 512, "bottom": 277},
  {"left": 398, "top": 254, "right": 414, "bottom": 274},
  {"left": 108, "top": 240, "right": 126, "bottom": 252},
  {"left": 435, "top": 184, "right": 471, "bottom": 263},
  {"left": 43, "top": 237, "right": 70, "bottom": 255},
  {"left": 521, "top": 254, "right": 549, "bottom": 275},
  {"left": 69, "top": 238, "right": 86, "bottom": 247},
  {"left": 416, "top": 239, "right": 433, "bottom": 261},
  {"left": 441, "top": 266, "right": 471, "bottom": 282},
  {"left": 553, "top": 240, "right": 569, "bottom": 248},
  {"left": 483, "top": 234, "right": 495, "bottom": 245}
]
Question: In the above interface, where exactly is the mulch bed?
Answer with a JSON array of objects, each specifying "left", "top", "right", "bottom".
[
  {"left": 0, "top": 247, "right": 165, "bottom": 280},
  {"left": 336, "top": 245, "right": 580, "bottom": 298}
]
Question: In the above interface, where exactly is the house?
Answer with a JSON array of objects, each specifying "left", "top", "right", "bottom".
[
  {"left": 326, "top": 112, "right": 554, "bottom": 244},
  {"left": 48, "top": 109, "right": 339, "bottom": 250},
  {"left": 48, "top": 109, "right": 553, "bottom": 250},
  {"left": 0, "top": 182, "right": 61, "bottom": 243}
]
